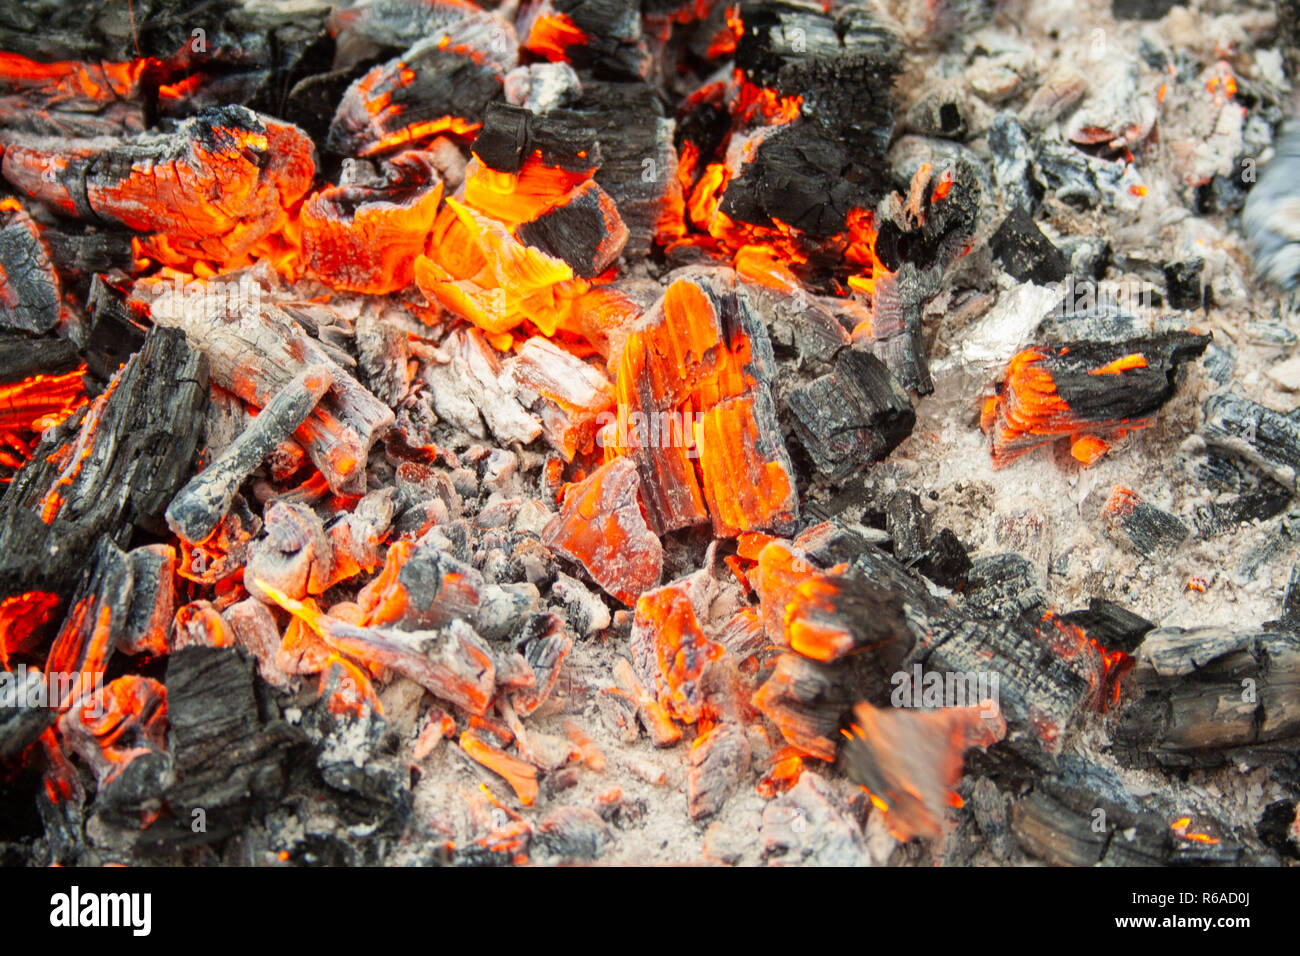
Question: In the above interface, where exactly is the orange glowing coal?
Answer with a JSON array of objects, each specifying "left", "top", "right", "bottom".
[{"left": 0, "top": 367, "right": 88, "bottom": 477}]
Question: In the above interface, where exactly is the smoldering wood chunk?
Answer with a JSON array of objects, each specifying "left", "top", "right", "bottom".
[
  {"left": 43, "top": 538, "right": 133, "bottom": 702},
  {"left": 476, "top": 582, "right": 541, "bottom": 640},
  {"left": 546, "top": 81, "right": 679, "bottom": 259},
  {"left": 332, "top": 1, "right": 518, "bottom": 66},
  {"left": 735, "top": 2, "right": 898, "bottom": 155},
  {"left": 83, "top": 275, "right": 148, "bottom": 382},
  {"left": 170, "top": 600, "right": 235, "bottom": 652},
  {"left": 629, "top": 576, "right": 722, "bottom": 725},
  {"left": 58, "top": 675, "right": 171, "bottom": 823},
  {"left": 984, "top": 331, "right": 1210, "bottom": 468},
  {"left": 862, "top": 266, "right": 935, "bottom": 395},
  {"left": 512, "top": 615, "right": 572, "bottom": 717},
  {"left": 719, "top": 124, "right": 885, "bottom": 237},
  {"left": 302, "top": 152, "right": 444, "bottom": 294},
  {"left": 535, "top": 806, "right": 613, "bottom": 862},
  {"left": 698, "top": 390, "right": 799, "bottom": 537},
  {"left": 520, "top": 0, "right": 647, "bottom": 78},
  {"left": 358, "top": 538, "right": 484, "bottom": 630},
  {"left": 542, "top": 456, "right": 662, "bottom": 606},
  {"left": 0, "top": 327, "right": 206, "bottom": 597},
  {"left": 687, "top": 719, "right": 751, "bottom": 821},
  {"left": 761, "top": 772, "right": 871, "bottom": 865},
  {"left": 788, "top": 348, "right": 915, "bottom": 480},
  {"left": 718, "top": 5, "right": 900, "bottom": 235},
  {"left": 597, "top": 686, "right": 640, "bottom": 743},
  {"left": 316, "top": 613, "right": 498, "bottom": 716},
  {"left": 473, "top": 101, "right": 600, "bottom": 174},
  {"left": 963, "top": 552, "right": 1045, "bottom": 619},
  {"left": 0, "top": 202, "right": 61, "bottom": 333},
  {"left": 0, "top": 665, "right": 54, "bottom": 759},
  {"left": 1058, "top": 598, "right": 1154, "bottom": 656},
  {"left": 246, "top": 501, "right": 334, "bottom": 602},
  {"left": 144, "top": 287, "right": 393, "bottom": 496},
  {"left": 0, "top": 52, "right": 148, "bottom": 138},
  {"left": 504, "top": 337, "right": 613, "bottom": 461},
  {"left": 423, "top": 326, "right": 541, "bottom": 446},
  {"left": 118, "top": 544, "right": 176, "bottom": 657},
  {"left": 915, "top": 610, "right": 1101, "bottom": 753},
  {"left": 1114, "top": 627, "right": 1300, "bottom": 768},
  {"left": 329, "top": 37, "right": 502, "bottom": 158},
  {"left": 460, "top": 728, "right": 538, "bottom": 805},
  {"left": 1012, "top": 782, "right": 1253, "bottom": 866},
  {"left": 781, "top": 564, "right": 916, "bottom": 665},
  {"left": 840, "top": 700, "right": 1005, "bottom": 841},
  {"left": 1102, "top": 486, "right": 1189, "bottom": 557},
  {"left": 150, "top": 647, "right": 301, "bottom": 847},
  {"left": 168, "top": 364, "right": 333, "bottom": 546},
  {"left": 356, "top": 310, "right": 414, "bottom": 408},
  {"left": 2, "top": 106, "right": 315, "bottom": 263},
  {"left": 613, "top": 269, "right": 795, "bottom": 536},
  {"left": 223, "top": 598, "right": 290, "bottom": 690},
  {"left": 0, "top": 335, "right": 85, "bottom": 483},
  {"left": 752, "top": 652, "right": 856, "bottom": 760},
  {"left": 515, "top": 179, "right": 628, "bottom": 278},
  {"left": 1202, "top": 392, "right": 1300, "bottom": 493},
  {"left": 875, "top": 158, "right": 983, "bottom": 275}
]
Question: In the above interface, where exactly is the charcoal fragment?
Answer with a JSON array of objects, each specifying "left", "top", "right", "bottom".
[
  {"left": 990, "top": 206, "right": 1067, "bottom": 284},
  {"left": 787, "top": 348, "right": 915, "bottom": 480}
]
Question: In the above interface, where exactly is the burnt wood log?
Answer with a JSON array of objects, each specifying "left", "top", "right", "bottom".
[
  {"left": 1114, "top": 626, "right": 1300, "bottom": 768},
  {"left": 0, "top": 330, "right": 79, "bottom": 383},
  {"left": 1012, "top": 781, "right": 1263, "bottom": 866},
  {"left": 0, "top": 326, "right": 208, "bottom": 596},
  {"left": 786, "top": 347, "right": 915, "bottom": 480}
]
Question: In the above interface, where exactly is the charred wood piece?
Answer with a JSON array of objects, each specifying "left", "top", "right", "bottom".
[
  {"left": 143, "top": 288, "right": 393, "bottom": 496},
  {"left": 2, "top": 106, "right": 314, "bottom": 263},
  {"left": 1202, "top": 392, "right": 1300, "bottom": 493},
  {"left": 1114, "top": 626, "right": 1300, "bottom": 768},
  {"left": 982, "top": 331, "right": 1210, "bottom": 467},
  {"left": 787, "top": 348, "right": 915, "bottom": 480},
  {"left": 167, "top": 364, "right": 333, "bottom": 545},
  {"left": 0, "top": 326, "right": 207, "bottom": 596},
  {"left": 0, "top": 200, "right": 61, "bottom": 333},
  {"left": 328, "top": 37, "right": 502, "bottom": 158}
]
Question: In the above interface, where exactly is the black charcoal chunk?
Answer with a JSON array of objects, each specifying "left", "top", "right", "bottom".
[
  {"left": 1106, "top": 498, "right": 1190, "bottom": 556},
  {"left": 1162, "top": 257, "right": 1204, "bottom": 310},
  {"left": 964, "top": 553, "right": 1045, "bottom": 619},
  {"left": 787, "top": 348, "right": 915, "bottom": 479},
  {"left": 1034, "top": 141, "right": 1100, "bottom": 208},
  {"left": 884, "top": 490, "right": 929, "bottom": 565},
  {"left": 917, "top": 527, "right": 972, "bottom": 590},
  {"left": 1202, "top": 393, "right": 1300, "bottom": 492},
  {"left": 1193, "top": 482, "right": 1291, "bottom": 538},
  {"left": 990, "top": 206, "right": 1067, "bottom": 284}
]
